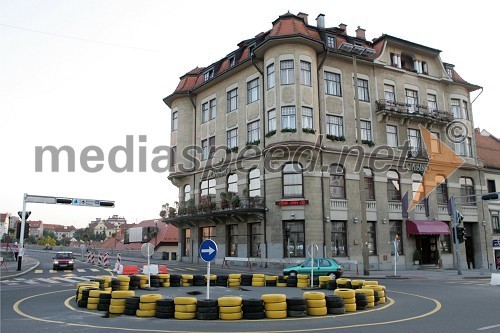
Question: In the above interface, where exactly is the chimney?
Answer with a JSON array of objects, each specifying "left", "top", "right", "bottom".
[
  {"left": 297, "top": 12, "right": 309, "bottom": 25},
  {"left": 339, "top": 23, "right": 347, "bottom": 34},
  {"left": 356, "top": 26, "right": 366, "bottom": 40},
  {"left": 316, "top": 14, "right": 325, "bottom": 28}
]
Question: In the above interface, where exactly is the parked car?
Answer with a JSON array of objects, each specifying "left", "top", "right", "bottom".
[
  {"left": 53, "top": 251, "right": 75, "bottom": 270},
  {"left": 283, "top": 258, "right": 343, "bottom": 278}
]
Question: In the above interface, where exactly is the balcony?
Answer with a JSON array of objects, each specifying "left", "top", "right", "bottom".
[{"left": 376, "top": 99, "right": 453, "bottom": 124}]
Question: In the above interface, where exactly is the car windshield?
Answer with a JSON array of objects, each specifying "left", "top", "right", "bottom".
[{"left": 56, "top": 253, "right": 72, "bottom": 259}]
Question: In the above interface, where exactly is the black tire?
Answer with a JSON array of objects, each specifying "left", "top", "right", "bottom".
[
  {"left": 288, "top": 271, "right": 298, "bottom": 277},
  {"left": 196, "top": 312, "right": 219, "bottom": 320},
  {"left": 356, "top": 301, "right": 368, "bottom": 307},
  {"left": 243, "top": 312, "right": 266, "bottom": 320},
  {"left": 326, "top": 301, "right": 344, "bottom": 308},
  {"left": 357, "top": 305, "right": 367, "bottom": 311},
  {"left": 197, "top": 299, "right": 218, "bottom": 307},
  {"left": 287, "top": 310, "right": 307, "bottom": 317},
  {"left": 99, "top": 293, "right": 112, "bottom": 300},
  {"left": 156, "top": 305, "right": 175, "bottom": 313},
  {"left": 125, "top": 304, "right": 139, "bottom": 311},
  {"left": 125, "top": 296, "right": 140, "bottom": 304},
  {"left": 77, "top": 300, "right": 88, "bottom": 308},
  {"left": 242, "top": 305, "right": 265, "bottom": 313},
  {"left": 286, "top": 297, "right": 307, "bottom": 306},
  {"left": 97, "top": 304, "right": 110, "bottom": 311},
  {"left": 156, "top": 299, "right": 175, "bottom": 307},
  {"left": 98, "top": 299, "right": 111, "bottom": 305},
  {"left": 242, "top": 299, "right": 263, "bottom": 307},
  {"left": 287, "top": 304, "right": 307, "bottom": 311},
  {"left": 266, "top": 281, "right": 277, "bottom": 287},
  {"left": 124, "top": 308, "right": 137, "bottom": 316},
  {"left": 196, "top": 307, "right": 219, "bottom": 314},
  {"left": 155, "top": 312, "right": 174, "bottom": 319},
  {"left": 327, "top": 307, "right": 346, "bottom": 315}
]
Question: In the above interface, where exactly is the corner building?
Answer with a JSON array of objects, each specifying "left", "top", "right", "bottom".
[{"left": 163, "top": 12, "right": 489, "bottom": 270}]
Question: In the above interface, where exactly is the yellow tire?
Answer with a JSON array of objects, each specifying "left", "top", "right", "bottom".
[
  {"left": 261, "top": 294, "right": 286, "bottom": 303},
  {"left": 228, "top": 283, "right": 240, "bottom": 287},
  {"left": 181, "top": 274, "right": 194, "bottom": 280},
  {"left": 181, "top": 283, "right": 192, "bottom": 287},
  {"left": 218, "top": 296, "right": 242, "bottom": 307},
  {"left": 162, "top": 282, "right": 171, "bottom": 287},
  {"left": 366, "top": 302, "right": 374, "bottom": 308},
  {"left": 252, "top": 281, "right": 265, "bottom": 287},
  {"left": 205, "top": 274, "right": 217, "bottom": 280},
  {"left": 253, "top": 274, "right": 265, "bottom": 278},
  {"left": 219, "top": 305, "right": 242, "bottom": 313},
  {"left": 297, "top": 282, "right": 309, "bottom": 288},
  {"left": 89, "top": 288, "right": 105, "bottom": 297},
  {"left": 334, "top": 289, "right": 355, "bottom": 298},
  {"left": 276, "top": 282, "right": 287, "bottom": 287},
  {"left": 343, "top": 297, "right": 356, "bottom": 305},
  {"left": 363, "top": 280, "right": 378, "bottom": 286},
  {"left": 319, "top": 276, "right": 331, "bottom": 282},
  {"left": 117, "top": 275, "right": 131, "bottom": 282},
  {"left": 356, "top": 288, "right": 374, "bottom": 296},
  {"left": 228, "top": 274, "right": 241, "bottom": 279},
  {"left": 351, "top": 279, "right": 365, "bottom": 287},
  {"left": 220, "top": 312, "right": 242, "bottom": 320},
  {"left": 174, "top": 311, "right": 196, "bottom": 320},
  {"left": 265, "top": 310, "right": 287, "bottom": 319},
  {"left": 103, "top": 287, "right": 112, "bottom": 292},
  {"left": 174, "top": 297, "right": 197, "bottom": 305},
  {"left": 297, "top": 274, "right": 309, "bottom": 279},
  {"left": 344, "top": 303, "right": 356, "bottom": 312},
  {"left": 379, "top": 297, "right": 386, "bottom": 304},
  {"left": 175, "top": 304, "right": 197, "bottom": 312},
  {"left": 228, "top": 278, "right": 241, "bottom": 283},
  {"left": 377, "top": 291, "right": 385, "bottom": 297},
  {"left": 87, "top": 297, "right": 100, "bottom": 304},
  {"left": 139, "top": 302, "right": 157, "bottom": 311},
  {"left": 158, "top": 274, "right": 170, "bottom": 279},
  {"left": 265, "top": 275, "right": 278, "bottom": 281},
  {"left": 306, "top": 299, "right": 326, "bottom": 308},
  {"left": 140, "top": 294, "right": 162, "bottom": 303},
  {"left": 110, "top": 299, "right": 125, "bottom": 306},
  {"left": 111, "top": 290, "right": 135, "bottom": 299},
  {"left": 307, "top": 307, "right": 327, "bottom": 316},
  {"left": 336, "top": 278, "right": 351, "bottom": 285},
  {"left": 366, "top": 296, "right": 375, "bottom": 303},
  {"left": 264, "top": 302, "right": 287, "bottom": 311},
  {"left": 136, "top": 309, "right": 155, "bottom": 317},
  {"left": 303, "top": 291, "right": 325, "bottom": 300},
  {"left": 118, "top": 286, "right": 130, "bottom": 291},
  {"left": 87, "top": 303, "right": 98, "bottom": 310},
  {"left": 77, "top": 282, "right": 99, "bottom": 289},
  {"left": 109, "top": 305, "right": 125, "bottom": 314}
]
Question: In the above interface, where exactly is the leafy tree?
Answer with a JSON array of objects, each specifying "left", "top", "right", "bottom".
[
  {"left": 37, "top": 236, "right": 56, "bottom": 246},
  {"left": 27, "top": 235, "right": 37, "bottom": 244}
]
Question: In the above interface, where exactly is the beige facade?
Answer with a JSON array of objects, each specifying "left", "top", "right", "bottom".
[{"left": 164, "top": 12, "right": 488, "bottom": 271}]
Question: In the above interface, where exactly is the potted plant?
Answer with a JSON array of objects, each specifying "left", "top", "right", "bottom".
[
  {"left": 186, "top": 199, "right": 196, "bottom": 215},
  {"left": 413, "top": 249, "right": 421, "bottom": 265},
  {"left": 220, "top": 192, "right": 230, "bottom": 210},
  {"left": 231, "top": 193, "right": 241, "bottom": 208}
]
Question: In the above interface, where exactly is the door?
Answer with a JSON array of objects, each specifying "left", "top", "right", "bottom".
[{"left": 418, "top": 236, "right": 438, "bottom": 265}]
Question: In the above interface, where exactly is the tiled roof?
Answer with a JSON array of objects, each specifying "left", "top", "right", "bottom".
[
  {"left": 27, "top": 220, "right": 43, "bottom": 228},
  {"left": 475, "top": 130, "right": 500, "bottom": 169}
]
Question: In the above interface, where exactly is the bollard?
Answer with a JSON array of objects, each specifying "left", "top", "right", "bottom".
[
  {"left": 97, "top": 252, "right": 102, "bottom": 266},
  {"left": 103, "top": 253, "right": 109, "bottom": 268}
]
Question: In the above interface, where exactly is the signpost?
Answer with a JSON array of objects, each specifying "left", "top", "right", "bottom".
[
  {"left": 307, "top": 243, "right": 319, "bottom": 288},
  {"left": 141, "top": 243, "right": 155, "bottom": 289},
  {"left": 393, "top": 235, "right": 400, "bottom": 277},
  {"left": 199, "top": 239, "right": 217, "bottom": 299}
]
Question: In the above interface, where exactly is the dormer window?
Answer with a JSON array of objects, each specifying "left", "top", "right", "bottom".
[
  {"left": 446, "top": 66, "right": 453, "bottom": 77},
  {"left": 204, "top": 68, "right": 214, "bottom": 82},
  {"left": 390, "top": 53, "right": 401, "bottom": 68},
  {"left": 229, "top": 56, "right": 235, "bottom": 67},
  {"left": 248, "top": 44, "right": 255, "bottom": 57},
  {"left": 326, "top": 35, "right": 336, "bottom": 49}
]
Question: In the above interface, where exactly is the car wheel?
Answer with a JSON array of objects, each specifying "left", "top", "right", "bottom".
[
  {"left": 288, "top": 271, "right": 297, "bottom": 277},
  {"left": 327, "top": 272, "right": 336, "bottom": 278}
]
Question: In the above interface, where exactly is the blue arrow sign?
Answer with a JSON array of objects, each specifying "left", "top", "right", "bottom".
[{"left": 200, "top": 239, "right": 217, "bottom": 262}]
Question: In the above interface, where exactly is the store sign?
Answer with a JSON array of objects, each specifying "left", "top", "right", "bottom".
[
  {"left": 207, "top": 168, "right": 230, "bottom": 178},
  {"left": 403, "top": 162, "right": 428, "bottom": 173},
  {"left": 493, "top": 239, "right": 500, "bottom": 247},
  {"left": 275, "top": 200, "right": 309, "bottom": 206}
]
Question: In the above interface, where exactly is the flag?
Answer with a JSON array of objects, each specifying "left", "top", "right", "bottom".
[
  {"left": 447, "top": 199, "right": 452, "bottom": 215},
  {"left": 423, "top": 196, "right": 429, "bottom": 217},
  {"left": 401, "top": 192, "right": 409, "bottom": 219}
]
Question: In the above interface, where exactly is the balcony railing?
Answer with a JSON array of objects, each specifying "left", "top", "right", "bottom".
[
  {"left": 170, "top": 197, "right": 266, "bottom": 218},
  {"left": 388, "top": 202, "right": 402, "bottom": 212},
  {"left": 330, "top": 199, "right": 348, "bottom": 210},
  {"left": 376, "top": 99, "right": 454, "bottom": 122}
]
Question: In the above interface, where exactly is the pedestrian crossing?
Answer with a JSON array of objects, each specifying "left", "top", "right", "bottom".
[
  {"left": 0, "top": 275, "right": 100, "bottom": 286},
  {"left": 444, "top": 279, "right": 493, "bottom": 287}
]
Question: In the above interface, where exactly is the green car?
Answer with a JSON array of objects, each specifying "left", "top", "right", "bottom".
[{"left": 283, "top": 258, "right": 343, "bottom": 278}]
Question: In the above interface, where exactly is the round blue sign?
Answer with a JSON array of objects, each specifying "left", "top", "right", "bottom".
[{"left": 199, "top": 239, "right": 218, "bottom": 262}]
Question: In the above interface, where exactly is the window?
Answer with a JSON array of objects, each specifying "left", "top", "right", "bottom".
[
  {"left": 463, "top": 101, "right": 469, "bottom": 120},
  {"left": 227, "top": 224, "right": 238, "bottom": 257},
  {"left": 281, "top": 106, "right": 296, "bottom": 130},
  {"left": 229, "top": 56, "right": 235, "bottom": 67},
  {"left": 367, "top": 222, "right": 377, "bottom": 255},
  {"left": 201, "top": 139, "right": 208, "bottom": 160},
  {"left": 439, "top": 234, "right": 451, "bottom": 253},
  {"left": 430, "top": 132, "right": 441, "bottom": 154},
  {"left": 227, "top": 128, "right": 238, "bottom": 149},
  {"left": 405, "top": 89, "right": 418, "bottom": 113},
  {"left": 227, "top": 173, "right": 238, "bottom": 193},
  {"left": 492, "top": 211, "right": 500, "bottom": 234},
  {"left": 435, "top": 175, "right": 448, "bottom": 204},
  {"left": 384, "top": 84, "right": 395, "bottom": 102},
  {"left": 487, "top": 179, "right": 496, "bottom": 193},
  {"left": 247, "top": 78, "right": 259, "bottom": 104},
  {"left": 209, "top": 99, "right": 216, "bottom": 120},
  {"left": 201, "top": 137, "right": 215, "bottom": 160},
  {"left": 248, "top": 168, "right": 261, "bottom": 197},
  {"left": 202, "top": 102, "right": 209, "bottom": 123},
  {"left": 300, "top": 61, "right": 312, "bottom": 86},
  {"left": 390, "top": 221, "right": 403, "bottom": 255},
  {"left": 182, "top": 229, "right": 191, "bottom": 256},
  {"left": 407, "top": 128, "right": 422, "bottom": 157},
  {"left": 357, "top": 79, "right": 369, "bottom": 101},
  {"left": 208, "top": 136, "right": 215, "bottom": 159},
  {"left": 326, "top": 35, "right": 336, "bottom": 49},
  {"left": 267, "top": 63, "right": 275, "bottom": 89},
  {"left": 184, "top": 184, "right": 191, "bottom": 202},
  {"left": 325, "top": 72, "right": 342, "bottom": 96},
  {"left": 326, "top": 115, "right": 343, "bottom": 137},
  {"left": 446, "top": 67, "right": 453, "bottom": 77},
  {"left": 329, "top": 164, "right": 345, "bottom": 199},
  {"left": 248, "top": 223, "right": 262, "bottom": 257},
  {"left": 387, "top": 125, "right": 398, "bottom": 148},
  {"left": 302, "top": 107, "right": 313, "bottom": 130},
  {"left": 412, "top": 173, "right": 423, "bottom": 199},
  {"left": 364, "top": 168, "right": 375, "bottom": 200},
  {"left": 331, "top": 221, "right": 347, "bottom": 256},
  {"left": 247, "top": 120, "right": 260, "bottom": 143},
  {"left": 200, "top": 178, "right": 216, "bottom": 199},
  {"left": 170, "top": 146, "right": 176, "bottom": 168},
  {"left": 361, "top": 120, "right": 372, "bottom": 141},
  {"left": 460, "top": 177, "right": 475, "bottom": 204},
  {"left": 280, "top": 60, "right": 294, "bottom": 85},
  {"left": 172, "top": 111, "right": 178, "bottom": 131},
  {"left": 454, "top": 138, "right": 472, "bottom": 157},
  {"left": 451, "top": 99, "right": 461, "bottom": 118},
  {"left": 387, "top": 170, "right": 401, "bottom": 201},
  {"left": 204, "top": 68, "right": 214, "bottom": 81},
  {"left": 390, "top": 53, "right": 401, "bottom": 68},
  {"left": 283, "top": 163, "right": 303, "bottom": 197},
  {"left": 200, "top": 226, "right": 216, "bottom": 242},
  {"left": 283, "top": 221, "right": 305, "bottom": 257},
  {"left": 427, "top": 94, "right": 437, "bottom": 113},
  {"left": 268, "top": 109, "right": 276, "bottom": 132},
  {"left": 227, "top": 88, "right": 238, "bottom": 113}
]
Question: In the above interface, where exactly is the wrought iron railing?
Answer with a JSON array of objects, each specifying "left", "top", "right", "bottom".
[
  {"left": 172, "top": 197, "right": 266, "bottom": 218},
  {"left": 376, "top": 99, "right": 453, "bottom": 121}
]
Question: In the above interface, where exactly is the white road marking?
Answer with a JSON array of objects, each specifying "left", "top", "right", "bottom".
[
  {"left": 90, "top": 268, "right": 100, "bottom": 272},
  {"left": 478, "top": 324, "right": 500, "bottom": 330},
  {"left": 34, "top": 270, "right": 43, "bottom": 274},
  {"left": 49, "top": 270, "right": 57, "bottom": 273},
  {"left": 77, "top": 269, "right": 85, "bottom": 272}
]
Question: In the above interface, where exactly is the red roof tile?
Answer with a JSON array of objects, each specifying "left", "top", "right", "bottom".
[{"left": 475, "top": 130, "right": 500, "bottom": 169}]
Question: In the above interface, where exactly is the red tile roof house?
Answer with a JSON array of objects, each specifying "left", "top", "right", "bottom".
[{"left": 27, "top": 220, "right": 43, "bottom": 238}]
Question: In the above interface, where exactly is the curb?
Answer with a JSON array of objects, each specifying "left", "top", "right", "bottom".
[{"left": 0, "top": 260, "right": 40, "bottom": 281}]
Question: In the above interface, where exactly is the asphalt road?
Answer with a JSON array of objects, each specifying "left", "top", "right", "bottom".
[{"left": 1, "top": 250, "right": 499, "bottom": 333}]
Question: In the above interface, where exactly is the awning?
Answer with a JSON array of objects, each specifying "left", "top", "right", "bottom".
[{"left": 406, "top": 220, "right": 450, "bottom": 236}]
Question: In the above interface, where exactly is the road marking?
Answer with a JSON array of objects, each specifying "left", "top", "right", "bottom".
[
  {"left": 33, "top": 278, "right": 60, "bottom": 284},
  {"left": 34, "top": 270, "right": 43, "bottom": 274},
  {"left": 77, "top": 269, "right": 85, "bottom": 272},
  {"left": 90, "top": 268, "right": 99, "bottom": 272},
  {"left": 13, "top": 278, "right": 40, "bottom": 285},
  {"left": 478, "top": 324, "right": 500, "bottom": 330},
  {"left": 49, "top": 270, "right": 57, "bottom": 273}
]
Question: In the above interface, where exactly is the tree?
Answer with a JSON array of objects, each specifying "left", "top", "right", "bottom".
[
  {"left": 38, "top": 236, "right": 56, "bottom": 246},
  {"left": 27, "top": 235, "right": 37, "bottom": 245}
]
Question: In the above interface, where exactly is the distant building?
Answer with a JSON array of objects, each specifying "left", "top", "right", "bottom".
[{"left": 27, "top": 220, "right": 43, "bottom": 238}]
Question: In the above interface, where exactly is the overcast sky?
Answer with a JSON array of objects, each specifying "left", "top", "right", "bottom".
[{"left": 1, "top": 0, "right": 497, "bottom": 229}]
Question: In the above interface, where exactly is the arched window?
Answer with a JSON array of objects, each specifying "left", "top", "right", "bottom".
[
  {"left": 184, "top": 184, "right": 191, "bottom": 202},
  {"left": 227, "top": 174, "right": 238, "bottom": 193},
  {"left": 364, "top": 168, "right": 375, "bottom": 200},
  {"left": 200, "top": 178, "right": 216, "bottom": 199},
  {"left": 282, "top": 163, "right": 303, "bottom": 197},
  {"left": 460, "top": 177, "right": 475, "bottom": 204},
  {"left": 387, "top": 170, "right": 401, "bottom": 201},
  {"left": 329, "top": 164, "right": 345, "bottom": 199},
  {"left": 412, "top": 173, "right": 423, "bottom": 199},
  {"left": 435, "top": 175, "right": 448, "bottom": 204},
  {"left": 248, "top": 169, "right": 261, "bottom": 197}
]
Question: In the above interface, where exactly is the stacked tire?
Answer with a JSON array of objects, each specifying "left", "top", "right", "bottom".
[
  {"left": 265, "top": 275, "right": 277, "bottom": 287},
  {"left": 364, "top": 285, "right": 386, "bottom": 304},
  {"left": 110, "top": 278, "right": 120, "bottom": 291},
  {"left": 252, "top": 274, "right": 265, "bottom": 287},
  {"left": 174, "top": 297, "right": 197, "bottom": 320},
  {"left": 193, "top": 275, "right": 205, "bottom": 286},
  {"left": 123, "top": 296, "right": 140, "bottom": 316},
  {"left": 242, "top": 298, "right": 265, "bottom": 320},
  {"left": 355, "top": 288, "right": 374, "bottom": 308},
  {"left": 137, "top": 294, "right": 162, "bottom": 317},
  {"left": 216, "top": 275, "right": 228, "bottom": 287},
  {"left": 155, "top": 298, "right": 175, "bottom": 319},
  {"left": 98, "top": 291, "right": 112, "bottom": 312},
  {"left": 181, "top": 274, "right": 193, "bottom": 287},
  {"left": 240, "top": 274, "right": 253, "bottom": 286},
  {"left": 319, "top": 276, "right": 331, "bottom": 289},
  {"left": 286, "top": 297, "right": 307, "bottom": 317},
  {"left": 117, "top": 275, "right": 130, "bottom": 291},
  {"left": 77, "top": 287, "right": 98, "bottom": 308},
  {"left": 205, "top": 274, "right": 216, "bottom": 286},
  {"left": 110, "top": 290, "right": 135, "bottom": 315},
  {"left": 325, "top": 295, "right": 345, "bottom": 315},
  {"left": 334, "top": 288, "right": 356, "bottom": 312},
  {"left": 336, "top": 278, "right": 352, "bottom": 289},
  {"left": 129, "top": 275, "right": 140, "bottom": 290},
  {"left": 218, "top": 296, "right": 243, "bottom": 320},
  {"left": 149, "top": 275, "right": 160, "bottom": 288},
  {"left": 170, "top": 274, "right": 182, "bottom": 287},
  {"left": 286, "top": 275, "right": 297, "bottom": 288},
  {"left": 196, "top": 299, "right": 219, "bottom": 320},
  {"left": 304, "top": 291, "right": 327, "bottom": 316},
  {"left": 262, "top": 294, "right": 287, "bottom": 319},
  {"left": 158, "top": 274, "right": 170, "bottom": 287},
  {"left": 327, "top": 279, "right": 337, "bottom": 290},
  {"left": 228, "top": 274, "right": 241, "bottom": 288},
  {"left": 87, "top": 289, "right": 108, "bottom": 310},
  {"left": 351, "top": 279, "right": 364, "bottom": 290},
  {"left": 277, "top": 276, "right": 287, "bottom": 287},
  {"left": 297, "top": 274, "right": 309, "bottom": 288},
  {"left": 355, "top": 292, "right": 368, "bottom": 310},
  {"left": 138, "top": 274, "right": 149, "bottom": 289}
]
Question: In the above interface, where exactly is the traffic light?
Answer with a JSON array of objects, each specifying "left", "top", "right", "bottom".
[
  {"left": 456, "top": 211, "right": 464, "bottom": 225},
  {"left": 457, "top": 227, "right": 466, "bottom": 243},
  {"left": 482, "top": 193, "right": 499, "bottom": 201},
  {"left": 15, "top": 222, "right": 30, "bottom": 239},
  {"left": 17, "top": 211, "right": 31, "bottom": 220},
  {"left": 56, "top": 198, "right": 73, "bottom": 204},
  {"left": 99, "top": 201, "right": 115, "bottom": 208}
]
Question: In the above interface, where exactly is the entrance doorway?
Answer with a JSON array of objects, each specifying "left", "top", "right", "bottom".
[
  {"left": 416, "top": 235, "right": 438, "bottom": 265},
  {"left": 464, "top": 223, "right": 474, "bottom": 269}
]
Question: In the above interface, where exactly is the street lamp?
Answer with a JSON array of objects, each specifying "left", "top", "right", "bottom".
[{"left": 339, "top": 42, "right": 376, "bottom": 276}]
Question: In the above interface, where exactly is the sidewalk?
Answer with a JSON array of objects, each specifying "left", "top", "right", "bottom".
[{"left": 0, "top": 256, "right": 40, "bottom": 281}]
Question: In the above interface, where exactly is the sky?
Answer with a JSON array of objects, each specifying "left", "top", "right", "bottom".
[{"left": 1, "top": 0, "right": 498, "bottom": 229}]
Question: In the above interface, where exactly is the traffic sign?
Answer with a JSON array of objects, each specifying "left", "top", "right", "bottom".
[{"left": 200, "top": 239, "right": 217, "bottom": 262}]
